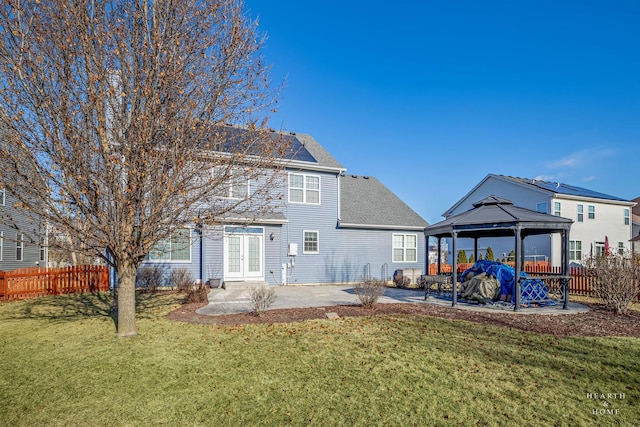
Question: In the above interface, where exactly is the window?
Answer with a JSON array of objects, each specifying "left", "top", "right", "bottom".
[
  {"left": 536, "top": 202, "right": 548, "bottom": 214},
  {"left": 569, "top": 240, "right": 582, "bottom": 261},
  {"left": 577, "top": 204, "right": 584, "bottom": 222},
  {"left": 214, "top": 168, "right": 249, "bottom": 199},
  {"left": 303, "top": 231, "right": 319, "bottom": 254},
  {"left": 588, "top": 205, "right": 595, "bottom": 220},
  {"left": 0, "top": 188, "right": 4, "bottom": 206},
  {"left": 289, "top": 173, "right": 320, "bottom": 204},
  {"left": 0, "top": 231, "right": 3, "bottom": 261},
  {"left": 146, "top": 228, "right": 191, "bottom": 262},
  {"left": 16, "top": 233, "right": 24, "bottom": 261},
  {"left": 624, "top": 208, "right": 630, "bottom": 225},
  {"left": 393, "top": 234, "right": 417, "bottom": 262},
  {"left": 39, "top": 237, "right": 47, "bottom": 263},
  {"left": 554, "top": 202, "right": 561, "bottom": 216},
  {"left": 618, "top": 242, "right": 625, "bottom": 256}
]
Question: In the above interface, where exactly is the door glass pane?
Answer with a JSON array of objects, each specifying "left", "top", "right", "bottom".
[
  {"left": 247, "top": 237, "right": 260, "bottom": 273},
  {"left": 228, "top": 237, "right": 241, "bottom": 273}
]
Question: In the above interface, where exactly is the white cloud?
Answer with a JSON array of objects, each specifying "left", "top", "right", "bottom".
[{"left": 546, "top": 148, "right": 616, "bottom": 170}]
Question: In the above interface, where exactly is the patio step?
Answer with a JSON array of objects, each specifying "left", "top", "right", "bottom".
[{"left": 221, "top": 280, "right": 269, "bottom": 291}]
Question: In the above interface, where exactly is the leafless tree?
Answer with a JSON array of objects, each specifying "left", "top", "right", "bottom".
[{"left": 0, "top": 0, "right": 287, "bottom": 336}]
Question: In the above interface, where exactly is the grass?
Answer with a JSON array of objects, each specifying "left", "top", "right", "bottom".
[{"left": 0, "top": 292, "right": 638, "bottom": 426}]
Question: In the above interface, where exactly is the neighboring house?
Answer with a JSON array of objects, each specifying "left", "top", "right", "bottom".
[
  {"left": 442, "top": 174, "right": 635, "bottom": 266},
  {"left": 140, "top": 131, "right": 428, "bottom": 286},
  {"left": 631, "top": 196, "right": 640, "bottom": 254},
  {"left": 0, "top": 187, "right": 47, "bottom": 270}
]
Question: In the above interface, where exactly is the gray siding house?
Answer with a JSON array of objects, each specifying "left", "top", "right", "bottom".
[
  {"left": 140, "top": 131, "right": 428, "bottom": 286},
  {"left": 0, "top": 188, "right": 47, "bottom": 270}
]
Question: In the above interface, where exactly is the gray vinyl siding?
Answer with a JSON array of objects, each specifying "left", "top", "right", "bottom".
[
  {"left": 0, "top": 190, "right": 45, "bottom": 271},
  {"left": 264, "top": 225, "right": 283, "bottom": 285},
  {"left": 282, "top": 171, "right": 341, "bottom": 284}
]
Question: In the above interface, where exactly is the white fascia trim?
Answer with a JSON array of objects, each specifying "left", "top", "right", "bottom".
[
  {"left": 554, "top": 194, "right": 636, "bottom": 206},
  {"left": 338, "top": 222, "right": 426, "bottom": 231}
]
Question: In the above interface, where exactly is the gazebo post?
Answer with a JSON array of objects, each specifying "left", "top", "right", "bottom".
[
  {"left": 452, "top": 232, "right": 458, "bottom": 307},
  {"left": 437, "top": 236, "right": 442, "bottom": 275},
  {"left": 473, "top": 238, "right": 479, "bottom": 263},
  {"left": 514, "top": 228, "right": 523, "bottom": 311}
]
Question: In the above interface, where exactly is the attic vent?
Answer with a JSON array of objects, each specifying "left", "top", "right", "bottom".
[
  {"left": 556, "top": 182, "right": 560, "bottom": 188},
  {"left": 289, "top": 131, "right": 296, "bottom": 135},
  {"left": 351, "top": 175, "right": 357, "bottom": 178},
  {"left": 363, "top": 176, "right": 369, "bottom": 179}
]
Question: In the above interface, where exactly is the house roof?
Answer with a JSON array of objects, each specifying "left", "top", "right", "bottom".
[
  {"left": 427, "top": 195, "right": 573, "bottom": 239},
  {"left": 338, "top": 175, "right": 428, "bottom": 230},
  {"left": 498, "top": 175, "right": 629, "bottom": 202},
  {"left": 444, "top": 174, "right": 633, "bottom": 217}
]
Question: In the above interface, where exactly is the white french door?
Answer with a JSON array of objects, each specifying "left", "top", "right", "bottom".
[{"left": 224, "top": 227, "right": 264, "bottom": 280}]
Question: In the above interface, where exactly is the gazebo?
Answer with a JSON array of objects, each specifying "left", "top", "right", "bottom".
[{"left": 424, "top": 195, "right": 573, "bottom": 310}]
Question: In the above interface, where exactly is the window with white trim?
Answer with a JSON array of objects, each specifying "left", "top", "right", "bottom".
[
  {"left": 146, "top": 228, "right": 191, "bottom": 262},
  {"left": 588, "top": 205, "right": 595, "bottom": 219},
  {"left": 0, "top": 231, "right": 3, "bottom": 261},
  {"left": 536, "top": 202, "right": 548, "bottom": 214},
  {"left": 577, "top": 204, "right": 583, "bottom": 222},
  {"left": 554, "top": 202, "right": 561, "bottom": 216},
  {"left": 39, "top": 237, "right": 47, "bottom": 263},
  {"left": 303, "top": 231, "right": 319, "bottom": 254},
  {"left": 0, "top": 188, "right": 4, "bottom": 206},
  {"left": 213, "top": 168, "right": 249, "bottom": 199},
  {"left": 618, "top": 242, "right": 624, "bottom": 256},
  {"left": 624, "top": 208, "right": 630, "bottom": 225},
  {"left": 569, "top": 240, "right": 582, "bottom": 261},
  {"left": 289, "top": 173, "right": 320, "bottom": 204},
  {"left": 16, "top": 233, "right": 24, "bottom": 261},
  {"left": 393, "top": 234, "right": 417, "bottom": 262}
]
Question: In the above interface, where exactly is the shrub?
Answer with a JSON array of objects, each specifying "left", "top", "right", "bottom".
[
  {"left": 354, "top": 277, "right": 386, "bottom": 309},
  {"left": 169, "top": 268, "right": 195, "bottom": 292},
  {"left": 136, "top": 266, "right": 164, "bottom": 292},
  {"left": 185, "top": 281, "right": 208, "bottom": 304},
  {"left": 588, "top": 253, "right": 640, "bottom": 314},
  {"left": 249, "top": 285, "right": 277, "bottom": 316}
]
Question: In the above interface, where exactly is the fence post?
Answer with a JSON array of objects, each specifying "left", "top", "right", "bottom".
[{"left": 0, "top": 271, "right": 5, "bottom": 301}]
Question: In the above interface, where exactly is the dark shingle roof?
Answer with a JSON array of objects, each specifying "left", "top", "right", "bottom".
[
  {"left": 426, "top": 195, "right": 573, "bottom": 239},
  {"left": 499, "top": 175, "right": 628, "bottom": 202},
  {"left": 339, "top": 175, "right": 428, "bottom": 230}
]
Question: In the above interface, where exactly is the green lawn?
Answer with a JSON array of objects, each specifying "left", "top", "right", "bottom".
[{"left": 0, "top": 292, "right": 638, "bottom": 426}]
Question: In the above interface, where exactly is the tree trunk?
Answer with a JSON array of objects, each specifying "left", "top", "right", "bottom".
[{"left": 117, "top": 261, "right": 137, "bottom": 337}]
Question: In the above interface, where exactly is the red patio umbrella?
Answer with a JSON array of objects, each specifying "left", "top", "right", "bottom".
[{"left": 605, "top": 236, "right": 610, "bottom": 255}]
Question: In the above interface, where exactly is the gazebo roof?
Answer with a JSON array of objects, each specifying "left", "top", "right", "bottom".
[{"left": 425, "top": 195, "right": 573, "bottom": 238}]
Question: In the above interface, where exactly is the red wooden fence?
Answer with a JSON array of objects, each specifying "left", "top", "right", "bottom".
[
  {"left": 427, "top": 263, "right": 625, "bottom": 298},
  {"left": 0, "top": 265, "right": 109, "bottom": 301}
]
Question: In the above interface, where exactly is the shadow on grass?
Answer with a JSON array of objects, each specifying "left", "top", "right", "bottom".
[{"left": 0, "top": 290, "right": 185, "bottom": 328}]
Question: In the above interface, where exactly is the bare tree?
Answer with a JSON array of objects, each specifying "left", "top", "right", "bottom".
[{"left": 0, "top": 0, "right": 287, "bottom": 336}]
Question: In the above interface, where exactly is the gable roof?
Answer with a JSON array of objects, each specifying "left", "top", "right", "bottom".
[
  {"left": 338, "top": 175, "right": 428, "bottom": 230},
  {"left": 498, "top": 175, "right": 629, "bottom": 202},
  {"left": 444, "top": 173, "right": 633, "bottom": 217}
]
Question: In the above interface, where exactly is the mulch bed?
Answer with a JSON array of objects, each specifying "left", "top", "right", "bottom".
[{"left": 168, "top": 300, "right": 640, "bottom": 337}]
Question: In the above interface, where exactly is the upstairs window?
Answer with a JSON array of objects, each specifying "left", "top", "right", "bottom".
[
  {"left": 554, "top": 202, "right": 561, "bottom": 216},
  {"left": 577, "top": 204, "right": 584, "bottom": 222},
  {"left": 624, "top": 208, "right": 630, "bottom": 225},
  {"left": 213, "top": 168, "right": 249, "bottom": 199},
  {"left": 393, "top": 234, "right": 417, "bottom": 263},
  {"left": 289, "top": 173, "right": 320, "bottom": 204},
  {"left": 588, "top": 205, "right": 595, "bottom": 220}
]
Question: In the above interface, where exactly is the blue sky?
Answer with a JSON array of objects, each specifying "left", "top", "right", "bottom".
[{"left": 245, "top": 0, "right": 640, "bottom": 224}]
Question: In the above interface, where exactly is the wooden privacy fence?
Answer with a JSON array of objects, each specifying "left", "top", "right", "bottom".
[
  {"left": 428, "top": 263, "right": 638, "bottom": 299},
  {"left": 0, "top": 265, "right": 109, "bottom": 301}
]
